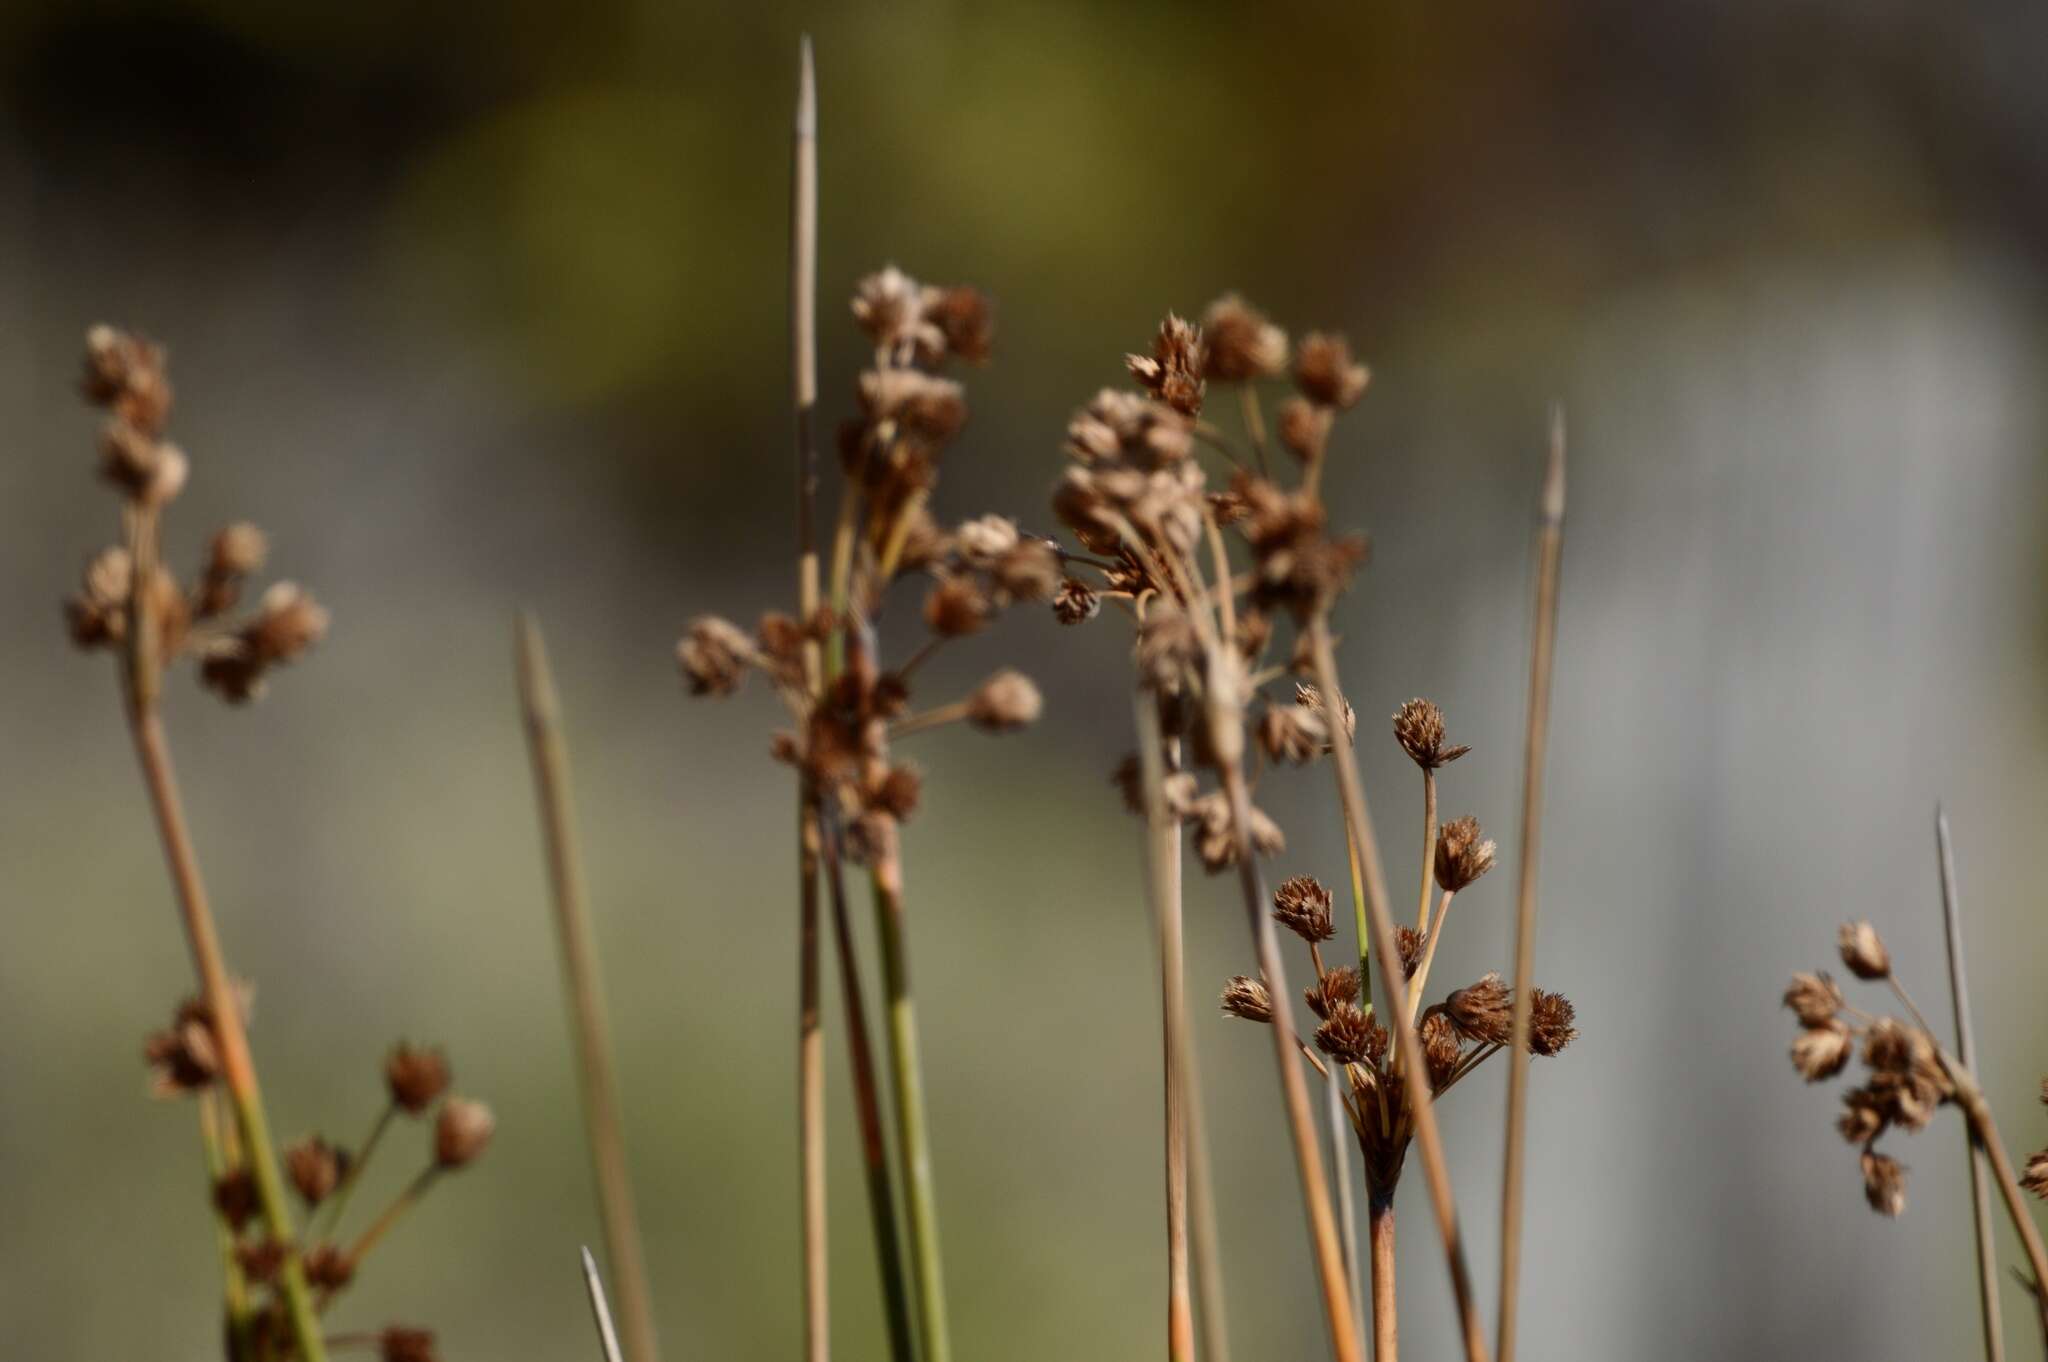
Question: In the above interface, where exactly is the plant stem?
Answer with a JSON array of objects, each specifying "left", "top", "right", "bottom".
[
  {"left": 342, "top": 1166, "right": 438, "bottom": 1273},
  {"left": 1238, "top": 384, "right": 1270, "bottom": 476},
  {"left": 792, "top": 33, "right": 821, "bottom": 692},
  {"left": 1325, "top": 1069, "right": 1362, "bottom": 1345},
  {"left": 313, "top": 1103, "right": 394, "bottom": 1243},
  {"left": 1215, "top": 756, "right": 1362, "bottom": 1362},
  {"left": 1414, "top": 772, "right": 1437, "bottom": 935},
  {"left": 1306, "top": 615, "right": 1488, "bottom": 1362},
  {"left": 583, "top": 1245, "right": 629, "bottom": 1362},
  {"left": 197, "top": 1090, "right": 251, "bottom": 1331},
  {"left": 822, "top": 817, "right": 920, "bottom": 1362},
  {"left": 1407, "top": 890, "right": 1455, "bottom": 1010},
  {"left": 1937, "top": 807, "right": 2006, "bottom": 1362},
  {"left": 517, "top": 615, "right": 665, "bottom": 1362},
  {"left": 1498, "top": 410, "right": 1566, "bottom": 1362},
  {"left": 798, "top": 797, "right": 830, "bottom": 1362},
  {"left": 1136, "top": 690, "right": 1195, "bottom": 1362},
  {"left": 1183, "top": 1024, "right": 1232, "bottom": 1362},
  {"left": 871, "top": 837, "right": 953, "bottom": 1362},
  {"left": 127, "top": 702, "right": 328, "bottom": 1362},
  {"left": 1368, "top": 1187, "right": 1396, "bottom": 1362},
  {"left": 1941, "top": 1055, "right": 2048, "bottom": 1345}
]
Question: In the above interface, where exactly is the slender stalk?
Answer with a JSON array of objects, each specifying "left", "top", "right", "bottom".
[
  {"left": 1407, "top": 890, "right": 1455, "bottom": 1009},
  {"left": 1215, "top": 756, "right": 1363, "bottom": 1362},
  {"left": 343, "top": 1166, "right": 438, "bottom": 1272},
  {"left": 1238, "top": 384, "right": 1270, "bottom": 476},
  {"left": 871, "top": 837, "right": 953, "bottom": 1362},
  {"left": 1942, "top": 1055, "right": 2048, "bottom": 1340},
  {"left": 1306, "top": 615, "right": 1489, "bottom": 1362},
  {"left": 312, "top": 1103, "right": 394, "bottom": 1242},
  {"left": 822, "top": 817, "right": 920, "bottom": 1362},
  {"left": 1498, "top": 409, "right": 1566, "bottom": 1362},
  {"left": 1368, "top": 1188, "right": 1396, "bottom": 1362},
  {"left": 890, "top": 701, "right": 972, "bottom": 741},
  {"left": 517, "top": 616, "right": 665, "bottom": 1362},
  {"left": 583, "top": 1245, "right": 629, "bottom": 1362},
  {"left": 1325, "top": 1070, "right": 1363, "bottom": 1344},
  {"left": 198, "top": 1090, "right": 252, "bottom": 1336},
  {"left": 1937, "top": 808, "right": 2005, "bottom": 1362},
  {"left": 1136, "top": 691, "right": 1195, "bottom": 1362},
  {"left": 1183, "top": 1026, "right": 1232, "bottom": 1362},
  {"left": 791, "top": 41, "right": 831, "bottom": 1362},
  {"left": 1414, "top": 771, "right": 1437, "bottom": 935},
  {"left": 127, "top": 703, "right": 328, "bottom": 1362}
]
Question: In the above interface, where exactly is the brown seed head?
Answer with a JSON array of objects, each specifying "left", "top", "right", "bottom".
[
  {"left": 1305, "top": 965, "right": 1361, "bottom": 1020},
  {"left": 1790, "top": 1021, "right": 1854, "bottom": 1082},
  {"left": 1200, "top": 294, "right": 1287, "bottom": 382},
  {"left": 1189, "top": 791, "right": 1285, "bottom": 872},
  {"left": 434, "top": 1096, "right": 495, "bottom": 1169},
  {"left": 858, "top": 368, "right": 967, "bottom": 446},
  {"left": 1293, "top": 332, "right": 1370, "bottom": 410},
  {"left": 208, "top": 522, "right": 269, "bottom": 579},
  {"left": 993, "top": 541, "right": 1061, "bottom": 603},
  {"left": 1433, "top": 815, "right": 1496, "bottom": 893},
  {"left": 1315, "top": 1002, "right": 1376, "bottom": 1065},
  {"left": 82, "top": 324, "right": 173, "bottom": 432},
  {"left": 1860, "top": 1150, "right": 1907, "bottom": 1217},
  {"left": 871, "top": 763, "right": 923, "bottom": 820},
  {"left": 1838, "top": 1087, "right": 1888, "bottom": 1145},
  {"left": 1127, "top": 313, "right": 1206, "bottom": 417},
  {"left": 244, "top": 582, "right": 329, "bottom": 665},
  {"left": 66, "top": 546, "right": 136, "bottom": 649},
  {"left": 1221, "top": 975, "right": 1274, "bottom": 1023},
  {"left": 1420, "top": 1011, "right": 1464, "bottom": 1090},
  {"left": 385, "top": 1043, "right": 451, "bottom": 1115},
  {"left": 1396, "top": 925, "right": 1425, "bottom": 978},
  {"left": 1272, "top": 875, "right": 1335, "bottom": 943},
  {"left": 677, "top": 615, "right": 756, "bottom": 695},
  {"left": 1276, "top": 396, "right": 1330, "bottom": 464},
  {"left": 851, "top": 266, "right": 939, "bottom": 357},
  {"left": 285, "top": 1135, "right": 348, "bottom": 1207},
  {"left": 379, "top": 1326, "right": 440, "bottom": 1362},
  {"left": 1838, "top": 921, "right": 1891, "bottom": 980},
  {"left": 954, "top": 515, "right": 1021, "bottom": 569},
  {"left": 1783, "top": 971, "right": 1845, "bottom": 1028},
  {"left": 1392, "top": 698, "right": 1469, "bottom": 770},
  {"left": 1444, "top": 972, "right": 1513, "bottom": 1045},
  {"left": 235, "top": 1235, "right": 287, "bottom": 1283},
  {"left": 212, "top": 1168, "right": 259, "bottom": 1231},
  {"left": 1052, "top": 577, "right": 1100, "bottom": 625},
  {"left": 144, "top": 1001, "right": 222, "bottom": 1097},
  {"left": 1528, "top": 987, "right": 1579, "bottom": 1056},
  {"left": 923, "top": 575, "right": 990, "bottom": 637},
  {"left": 2022, "top": 1151, "right": 2048, "bottom": 1200},
  {"left": 304, "top": 1242, "right": 356, "bottom": 1290},
  {"left": 966, "top": 669, "right": 1042, "bottom": 732},
  {"left": 923, "top": 284, "right": 994, "bottom": 365}
]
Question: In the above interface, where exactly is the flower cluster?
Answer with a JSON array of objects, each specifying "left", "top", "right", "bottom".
[
  {"left": 149, "top": 999, "right": 489, "bottom": 1358},
  {"left": 64, "top": 326, "right": 327, "bottom": 703}
]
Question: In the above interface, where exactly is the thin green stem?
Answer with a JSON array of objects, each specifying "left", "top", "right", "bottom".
[{"left": 311, "top": 1103, "right": 393, "bottom": 1243}]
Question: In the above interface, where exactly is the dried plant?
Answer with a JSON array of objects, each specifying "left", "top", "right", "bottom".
[
  {"left": 66, "top": 329, "right": 493, "bottom": 1361},
  {"left": 1051, "top": 300, "right": 1577, "bottom": 1362}
]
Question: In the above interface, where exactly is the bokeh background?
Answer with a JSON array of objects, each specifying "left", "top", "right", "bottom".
[{"left": 4, "top": 3, "right": 2047, "bottom": 1358}]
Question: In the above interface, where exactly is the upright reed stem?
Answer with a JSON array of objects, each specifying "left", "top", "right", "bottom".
[
  {"left": 583, "top": 1245, "right": 629, "bottom": 1362},
  {"left": 126, "top": 698, "right": 328, "bottom": 1362},
  {"left": 1136, "top": 691, "right": 1195, "bottom": 1362},
  {"left": 1306, "top": 616, "right": 1489, "bottom": 1362},
  {"left": 1937, "top": 808, "right": 2005, "bottom": 1362},
  {"left": 821, "top": 817, "right": 919, "bottom": 1362},
  {"left": 516, "top": 616, "right": 664, "bottom": 1362},
  {"left": 871, "top": 840, "right": 953, "bottom": 1362},
  {"left": 1498, "top": 410, "right": 1566, "bottom": 1362},
  {"left": 1368, "top": 1189, "right": 1396, "bottom": 1362},
  {"left": 1183, "top": 1023, "right": 1232, "bottom": 1362}
]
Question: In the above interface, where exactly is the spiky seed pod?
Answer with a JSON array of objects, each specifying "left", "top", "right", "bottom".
[
  {"left": 212, "top": 1168, "right": 258, "bottom": 1231},
  {"left": 379, "top": 1326, "right": 440, "bottom": 1362},
  {"left": 1272, "top": 875, "right": 1335, "bottom": 943},
  {"left": 923, "top": 284, "right": 995, "bottom": 365},
  {"left": 954, "top": 515, "right": 1021, "bottom": 569},
  {"left": 1200, "top": 295, "right": 1287, "bottom": 382},
  {"left": 303, "top": 1242, "right": 356, "bottom": 1289},
  {"left": 677, "top": 616, "right": 755, "bottom": 696},
  {"left": 993, "top": 541, "right": 1061, "bottom": 603},
  {"left": 1126, "top": 313, "right": 1206, "bottom": 417},
  {"left": 1860, "top": 1150, "right": 1907, "bottom": 1217},
  {"left": 236, "top": 1236, "right": 287, "bottom": 1283},
  {"left": 385, "top": 1044, "right": 451, "bottom": 1115},
  {"left": 1528, "top": 988, "right": 1579, "bottom": 1056},
  {"left": 1277, "top": 396, "right": 1330, "bottom": 464},
  {"left": 144, "top": 999, "right": 223, "bottom": 1097},
  {"left": 1420, "top": 1012, "right": 1464, "bottom": 1091},
  {"left": 1293, "top": 332, "right": 1371, "bottom": 410},
  {"left": 1838, "top": 921, "right": 1891, "bottom": 980},
  {"left": 1444, "top": 973, "right": 1513, "bottom": 1045},
  {"left": 1220, "top": 975, "right": 1273, "bottom": 1023},
  {"left": 1391, "top": 698, "right": 1470, "bottom": 771},
  {"left": 284, "top": 1136, "right": 348, "bottom": 1207},
  {"left": 1052, "top": 577, "right": 1100, "bottom": 625},
  {"left": 1396, "top": 925, "right": 1425, "bottom": 978},
  {"left": 1315, "top": 1002, "right": 1376, "bottom": 1065},
  {"left": 965, "top": 670, "right": 1042, "bottom": 732},
  {"left": 1434, "top": 815, "right": 1497, "bottom": 893},
  {"left": 923, "top": 575, "right": 991, "bottom": 637},
  {"left": 1791, "top": 1021, "right": 1854, "bottom": 1082},
  {"left": 1838, "top": 1087, "right": 1887, "bottom": 1145},
  {"left": 2022, "top": 1152, "right": 2048, "bottom": 1200},
  {"left": 1782, "top": 971, "right": 1845, "bottom": 1028},
  {"left": 433, "top": 1097, "right": 494, "bottom": 1169}
]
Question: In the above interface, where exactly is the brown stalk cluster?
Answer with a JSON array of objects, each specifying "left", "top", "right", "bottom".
[{"left": 66, "top": 329, "right": 491, "bottom": 1362}]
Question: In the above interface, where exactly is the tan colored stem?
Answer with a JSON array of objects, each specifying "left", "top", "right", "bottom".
[
  {"left": 518, "top": 616, "right": 665, "bottom": 1362},
  {"left": 1499, "top": 412, "right": 1565, "bottom": 1362},
  {"left": 1216, "top": 756, "right": 1362, "bottom": 1362},
  {"left": 1369, "top": 1191, "right": 1397, "bottom": 1362},
  {"left": 1307, "top": 615, "right": 1489, "bottom": 1362},
  {"left": 1184, "top": 1026, "right": 1232, "bottom": 1362},
  {"left": 1945, "top": 1056, "right": 2048, "bottom": 1342},
  {"left": 792, "top": 35, "right": 821, "bottom": 692},
  {"left": 343, "top": 1166, "right": 438, "bottom": 1273},
  {"left": 1415, "top": 772, "right": 1437, "bottom": 935},
  {"left": 1936, "top": 808, "right": 2004, "bottom": 1362},
  {"left": 1137, "top": 692, "right": 1195, "bottom": 1362},
  {"left": 1407, "top": 891, "right": 1455, "bottom": 1010},
  {"left": 890, "top": 700, "right": 971, "bottom": 740}
]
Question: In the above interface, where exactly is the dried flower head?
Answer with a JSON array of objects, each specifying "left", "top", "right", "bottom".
[
  {"left": 1837, "top": 921, "right": 1891, "bottom": 980},
  {"left": 144, "top": 997, "right": 224, "bottom": 1097},
  {"left": 1392, "top": 699, "right": 1469, "bottom": 770},
  {"left": 385, "top": 1043, "right": 451, "bottom": 1115},
  {"left": 379, "top": 1326, "right": 440, "bottom": 1362},
  {"left": 923, "top": 284, "right": 995, "bottom": 365},
  {"left": 304, "top": 1241, "right": 356, "bottom": 1289},
  {"left": 1860, "top": 1149, "right": 1907, "bottom": 1217},
  {"left": 965, "top": 670, "right": 1042, "bottom": 732},
  {"left": 235, "top": 1235, "right": 287, "bottom": 1283},
  {"left": 433, "top": 1097, "right": 495, "bottom": 1169},
  {"left": 1293, "top": 332, "right": 1370, "bottom": 410},
  {"left": 1306, "top": 966, "right": 1361, "bottom": 1020},
  {"left": 285, "top": 1135, "right": 349, "bottom": 1207},
  {"left": 1782, "top": 971, "right": 1845, "bottom": 1028},
  {"left": 82, "top": 324, "right": 173, "bottom": 432},
  {"left": 993, "top": 541, "right": 1061, "bottom": 603},
  {"left": 1201, "top": 295, "right": 1287, "bottom": 382},
  {"left": 212, "top": 1168, "right": 258, "bottom": 1231},
  {"left": 1444, "top": 972, "right": 1513, "bottom": 1045},
  {"left": 1052, "top": 577, "right": 1100, "bottom": 625},
  {"left": 1433, "top": 815, "right": 1497, "bottom": 893},
  {"left": 1221, "top": 975, "right": 1274, "bottom": 1023},
  {"left": 1315, "top": 1002, "right": 1376, "bottom": 1065},
  {"left": 2023, "top": 1151, "right": 2048, "bottom": 1200},
  {"left": 1276, "top": 397, "right": 1331, "bottom": 465},
  {"left": 1528, "top": 987, "right": 1579, "bottom": 1056},
  {"left": 677, "top": 616, "right": 756, "bottom": 695},
  {"left": 1420, "top": 1012, "right": 1464, "bottom": 1091},
  {"left": 1791, "top": 1021, "right": 1854, "bottom": 1082},
  {"left": 1272, "top": 875, "right": 1335, "bottom": 943},
  {"left": 923, "top": 575, "right": 991, "bottom": 638},
  {"left": 1188, "top": 791, "right": 1285, "bottom": 872},
  {"left": 1838, "top": 1088, "right": 1887, "bottom": 1145},
  {"left": 1126, "top": 313, "right": 1206, "bottom": 417},
  {"left": 1396, "top": 924, "right": 1425, "bottom": 978}
]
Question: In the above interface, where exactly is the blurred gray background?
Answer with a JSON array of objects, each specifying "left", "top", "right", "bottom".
[{"left": 4, "top": 2, "right": 2047, "bottom": 1358}]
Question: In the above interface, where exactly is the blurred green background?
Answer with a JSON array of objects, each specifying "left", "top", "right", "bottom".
[{"left": 5, "top": 2, "right": 2048, "bottom": 1358}]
